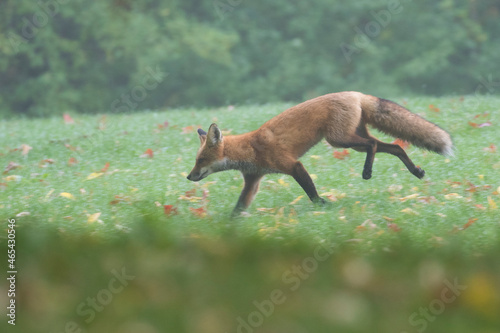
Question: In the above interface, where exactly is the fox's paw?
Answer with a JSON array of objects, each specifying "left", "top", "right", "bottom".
[
  {"left": 362, "top": 169, "right": 372, "bottom": 180},
  {"left": 413, "top": 167, "right": 425, "bottom": 179},
  {"left": 313, "top": 197, "right": 328, "bottom": 206}
]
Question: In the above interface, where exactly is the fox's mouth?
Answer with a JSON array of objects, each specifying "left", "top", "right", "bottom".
[
  {"left": 198, "top": 170, "right": 209, "bottom": 180},
  {"left": 189, "top": 170, "right": 208, "bottom": 182}
]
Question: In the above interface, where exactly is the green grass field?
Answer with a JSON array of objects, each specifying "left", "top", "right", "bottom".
[{"left": 1, "top": 96, "right": 499, "bottom": 332}]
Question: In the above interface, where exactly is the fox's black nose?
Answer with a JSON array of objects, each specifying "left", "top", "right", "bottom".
[{"left": 187, "top": 174, "right": 192, "bottom": 181}]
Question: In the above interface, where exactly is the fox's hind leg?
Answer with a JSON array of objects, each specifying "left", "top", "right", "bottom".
[
  {"left": 373, "top": 142, "right": 425, "bottom": 179},
  {"left": 352, "top": 123, "right": 425, "bottom": 179},
  {"left": 326, "top": 133, "right": 378, "bottom": 180}
]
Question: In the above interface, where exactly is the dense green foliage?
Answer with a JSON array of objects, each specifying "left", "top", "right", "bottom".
[{"left": 1, "top": 0, "right": 500, "bottom": 116}]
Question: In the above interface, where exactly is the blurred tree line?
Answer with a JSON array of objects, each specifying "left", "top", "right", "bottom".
[{"left": 0, "top": 0, "right": 499, "bottom": 117}]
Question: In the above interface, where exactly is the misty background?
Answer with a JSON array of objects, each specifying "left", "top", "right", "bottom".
[{"left": 1, "top": 0, "right": 499, "bottom": 117}]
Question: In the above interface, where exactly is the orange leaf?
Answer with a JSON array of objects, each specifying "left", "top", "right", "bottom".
[
  {"left": 140, "top": 148, "right": 154, "bottom": 158},
  {"left": 185, "top": 189, "right": 197, "bottom": 197},
  {"left": 482, "top": 144, "right": 497, "bottom": 153},
  {"left": 428, "top": 104, "right": 440, "bottom": 112},
  {"left": 63, "top": 113, "right": 75, "bottom": 124},
  {"left": 182, "top": 125, "right": 195, "bottom": 134},
  {"left": 39, "top": 159, "right": 55, "bottom": 168},
  {"left": 68, "top": 157, "right": 78, "bottom": 166},
  {"left": 190, "top": 207, "right": 207, "bottom": 218},
  {"left": 462, "top": 218, "right": 478, "bottom": 230},
  {"left": 101, "top": 162, "right": 110, "bottom": 172},
  {"left": 392, "top": 138, "right": 409, "bottom": 150},
  {"left": 333, "top": 149, "right": 350, "bottom": 160},
  {"left": 164, "top": 205, "right": 179, "bottom": 216},
  {"left": 469, "top": 121, "right": 492, "bottom": 128},
  {"left": 387, "top": 223, "right": 401, "bottom": 232}
]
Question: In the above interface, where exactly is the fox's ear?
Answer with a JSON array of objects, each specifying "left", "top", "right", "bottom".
[
  {"left": 197, "top": 128, "right": 207, "bottom": 144},
  {"left": 207, "top": 123, "right": 222, "bottom": 146}
]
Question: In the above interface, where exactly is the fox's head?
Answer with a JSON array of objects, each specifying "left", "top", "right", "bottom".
[{"left": 187, "top": 123, "right": 225, "bottom": 182}]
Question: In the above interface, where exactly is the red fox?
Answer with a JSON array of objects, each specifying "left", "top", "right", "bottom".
[{"left": 187, "top": 92, "right": 453, "bottom": 215}]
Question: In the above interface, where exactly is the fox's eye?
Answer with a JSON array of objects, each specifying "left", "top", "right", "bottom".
[{"left": 197, "top": 158, "right": 206, "bottom": 164}]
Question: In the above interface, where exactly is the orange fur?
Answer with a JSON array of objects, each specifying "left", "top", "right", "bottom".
[{"left": 187, "top": 92, "right": 453, "bottom": 215}]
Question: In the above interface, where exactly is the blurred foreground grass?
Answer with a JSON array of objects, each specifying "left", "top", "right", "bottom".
[{"left": 1, "top": 95, "right": 499, "bottom": 332}]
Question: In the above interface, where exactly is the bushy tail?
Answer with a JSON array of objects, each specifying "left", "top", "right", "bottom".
[{"left": 365, "top": 98, "right": 453, "bottom": 156}]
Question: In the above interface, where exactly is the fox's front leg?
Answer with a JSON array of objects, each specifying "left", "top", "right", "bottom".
[
  {"left": 290, "top": 161, "right": 326, "bottom": 204},
  {"left": 232, "top": 173, "right": 263, "bottom": 216}
]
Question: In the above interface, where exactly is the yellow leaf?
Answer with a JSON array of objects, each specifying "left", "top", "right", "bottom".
[
  {"left": 312, "top": 211, "right": 325, "bottom": 216},
  {"left": 478, "top": 174, "right": 484, "bottom": 180},
  {"left": 399, "top": 193, "right": 420, "bottom": 202},
  {"left": 289, "top": 195, "right": 304, "bottom": 205},
  {"left": 436, "top": 213, "right": 447, "bottom": 218},
  {"left": 60, "top": 192, "right": 75, "bottom": 200},
  {"left": 180, "top": 172, "right": 188, "bottom": 177},
  {"left": 310, "top": 155, "right": 321, "bottom": 160},
  {"left": 401, "top": 208, "right": 419, "bottom": 215},
  {"left": 3, "top": 175, "right": 22, "bottom": 182},
  {"left": 444, "top": 193, "right": 463, "bottom": 200},
  {"left": 44, "top": 189, "right": 55, "bottom": 201},
  {"left": 87, "top": 212, "right": 101, "bottom": 223},
  {"left": 310, "top": 174, "right": 318, "bottom": 180},
  {"left": 86, "top": 172, "right": 103, "bottom": 180},
  {"left": 278, "top": 179, "right": 289, "bottom": 187},
  {"left": 487, "top": 196, "right": 498, "bottom": 210}
]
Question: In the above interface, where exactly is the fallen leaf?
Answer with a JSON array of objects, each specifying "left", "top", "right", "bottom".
[
  {"left": 39, "top": 159, "right": 55, "bottom": 168},
  {"left": 387, "top": 184, "right": 403, "bottom": 194},
  {"left": 474, "top": 204, "right": 486, "bottom": 210},
  {"left": 3, "top": 175, "right": 22, "bottom": 182},
  {"left": 140, "top": 148, "right": 154, "bottom": 158},
  {"left": 3, "top": 161, "right": 21, "bottom": 174},
  {"left": 16, "top": 212, "right": 30, "bottom": 217},
  {"left": 289, "top": 195, "right": 304, "bottom": 205},
  {"left": 383, "top": 216, "right": 395, "bottom": 222},
  {"left": 182, "top": 125, "right": 195, "bottom": 134},
  {"left": 87, "top": 212, "right": 101, "bottom": 223},
  {"left": 333, "top": 149, "right": 350, "bottom": 160},
  {"left": 401, "top": 208, "right": 419, "bottom": 215},
  {"left": 257, "top": 208, "right": 276, "bottom": 213},
  {"left": 469, "top": 121, "right": 492, "bottom": 128},
  {"left": 87, "top": 172, "right": 103, "bottom": 180},
  {"left": 487, "top": 196, "right": 498, "bottom": 210},
  {"left": 462, "top": 218, "right": 478, "bottom": 230},
  {"left": 190, "top": 207, "right": 207, "bottom": 218},
  {"left": 399, "top": 193, "right": 419, "bottom": 202},
  {"left": 101, "top": 162, "right": 110, "bottom": 172},
  {"left": 444, "top": 193, "right": 463, "bottom": 200},
  {"left": 164, "top": 205, "right": 179, "bottom": 216},
  {"left": 428, "top": 104, "right": 440, "bottom": 112},
  {"left": 310, "top": 155, "right": 321, "bottom": 160},
  {"left": 60, "top": 192, "right": 75, "bottom": 200},
  {"left": 278, "top": 179, "right": 289, "bottom": 187},
  {"left": 392, "top": 138, "right": 410, "bottom": 149},
  {"left": 185, "top": 189, "right": 197, "bottom": 197},
  {"left": 387, "top": 223, "right": 401, "bottom": 232},
  {"left": 68, "top": 157, "right": 78, "bottom": 166},
  {"left": 21, "top": 144, "right": 32, "bottom": 156},
  {"left": 63, "top": 113, "right": 75, "bottom": 124},
  {"left": 482, "top": 144, "right": 497, "bottom": 153}
]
